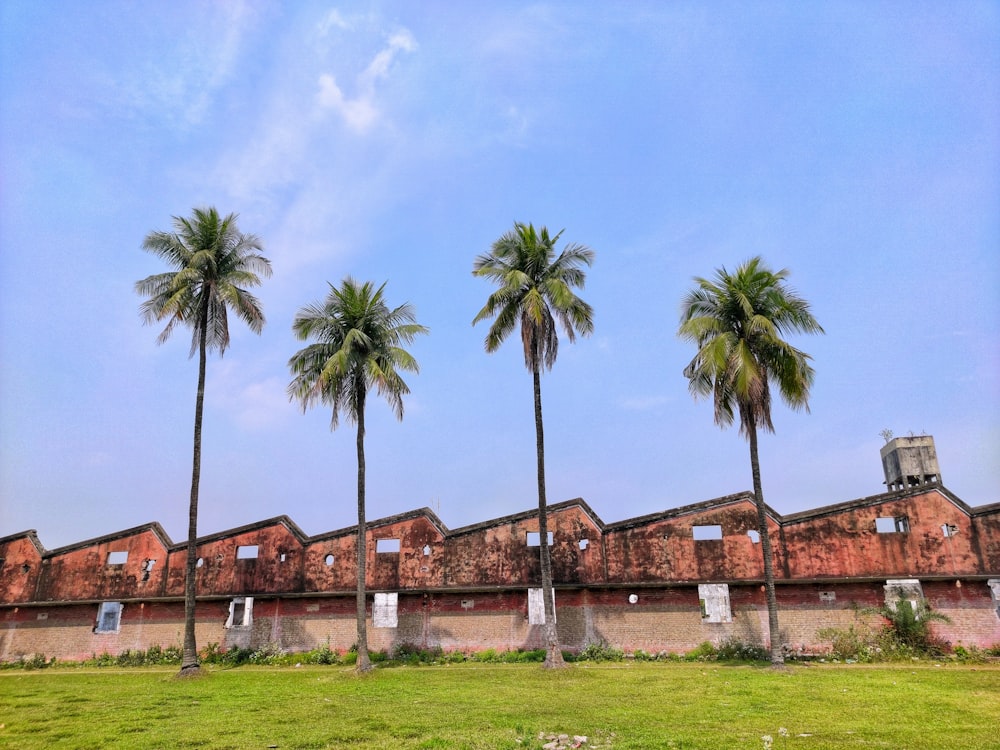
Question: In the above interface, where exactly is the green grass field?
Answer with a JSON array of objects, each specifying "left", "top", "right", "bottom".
[{"left": 1, "top": 662, "right": 997, "bottom": 749}]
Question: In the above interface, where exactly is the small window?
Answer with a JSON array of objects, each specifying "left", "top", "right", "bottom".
[
  {"left": 941, "top": 524, "right": 958, "bottom": 538},
  {"left": 95, "top": 602, "right": 123, "bottom": 633},
  {"left": 746, "top": 530, "right": 760, "bottom": 544},
  {"left": 527, "top": 587, "right": 556, "bottom": 625},
  {"left": 526, "top": 531, "right": 554, "bottom": 547},
  {"left": 875, "top": 516, "right": 909, "bottom": 534},
  {"left": 373, "top": 592, "right": 398, "bottom": 628},
  {"left": 692, "top": 525, "right": 723, "bottom": 541},
  {"left": 236, "top": 545, "right": 259, "bottom": 559},
  {"left": 579, "top": 539, "right": 589, "bottom": 550},
  {"left": 324, "top": 553, "right": 335, "bottom": 566},
  {"left": 697, "top": 583, "right": 732, "bottom": 623},
  {"left": 422, "top": 545, "right": 431, "bottom": 556},
  {"left": 280, "top": 552, "right": 287, "bottom": 563},
  {"left": 107, "top": 551, "right": 129, "bottom": 565},
  {"left": 225, "top": 597, "right": 253, "bottom": 628},
  {"left": 376, "top": 538, "right": 400, "bottom": 553},
  {"left": 196, "top": 557, "right": 204, "bottom": 568},
  {"left": 141, "top": 559, "right": 156, "bottom": 581}
]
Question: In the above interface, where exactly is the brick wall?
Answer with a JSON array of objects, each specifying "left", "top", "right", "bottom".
[{"left": 5, "top": 580, "right": 997, "bottom": 662}]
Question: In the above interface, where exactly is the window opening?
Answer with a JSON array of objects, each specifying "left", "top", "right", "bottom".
[
  {"left": 95, "top": 601, "right": 123, "bottom": 633},
  {"left": 324, "top": 554, "right": 335, "bottom": 566},
  {"left": 280, "top": 552, "right": 287, "bottom": 562},
  {"left": 141, "top": 559, "right": 156, "bottom": 581},
  {"left": 579, "top": 539, "right": 589, "bottom": 550},
  {"left": 692, "top": 525, "right": 723, "bottom": 541},
  {"left": 746, "top": 530, "right": 760, "bottom": 544},
  {"left": 875, "top": 516, "right": 909, "bottom": 533},
  {"left": 527, "top": 588, "right": 556, "bottom": 625},
  {"left": 884, "top": 579, "right": 922, "bottom": 618},
  {"left": 196, "top": 557, "right": 204, "bottom": 568},
  {"left": 107, "top": 551, "right": 128, "bottom": 565},
  {"left": 373, "top": 592, "right": 398, "bottom": 628},
  {"left": 422, "top": 545, "right": 431, "bottom": 556},
  {"left": 526, "top": 531, "right": 554, "bottom": 547},
  {"left": 697, "top": 583, "right": 732, "bottom": 623},
  {"left": 225, "top": 597, "right": 253, "bottom": 628},
  {"left": 376, "top": 538, "right": 400, "bottom": 553},
  {"left": 236, "top": 545, "right": 259, "bottom": 559},
  {"left": 941, "top": 524, "right": 958, "bottom": 538}
]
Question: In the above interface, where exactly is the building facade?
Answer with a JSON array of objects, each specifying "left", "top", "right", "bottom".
[{"left": 2, "top": 437, "right": 998, "bottom": 661}]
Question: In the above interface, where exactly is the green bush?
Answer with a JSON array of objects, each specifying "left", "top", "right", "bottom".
[
  {"left": 685, "top": 641, "right": 718, "bottom": 661},
  {"left": 716, "top": 638, "right": 769, "bottom": 662},
  {"left": 577, "top": 642, "right": 625, "bottom": 662}
]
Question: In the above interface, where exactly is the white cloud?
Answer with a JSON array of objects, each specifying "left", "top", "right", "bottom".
[
  {"left": 620, "top": 395, "right": 670, "bottom": 411},
  {"left": 318, "top": 9, "right": 351, "bottom": 35},
  {"left": 316, "top": 73, "right": 379, "bottom": 132},
  {"left": 208, "top": 364, "right": 292, "bottom": 432},
  {"left": 316, "top": 28, "right": 417, "bottom": 133}
]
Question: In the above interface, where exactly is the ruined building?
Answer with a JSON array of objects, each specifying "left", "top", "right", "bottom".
[{"left": 2, "top": 436, "right": 998, "bottom": 661}]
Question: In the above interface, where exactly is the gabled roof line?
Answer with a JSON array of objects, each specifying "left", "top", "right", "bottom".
[
  {"left": 168, "top": 515, "right": 309, "bottom": 551},
  {"left": 0, "top": 530, "right": 45, "bottom": 556},
  {"left": 45, "top": 522, "right": 173, "bottom": 557},
  {"left": 780, "top": 483, "right": 972, "bottom": 524},
  {"left": 448, "top": 497, "right": 603, "bottom": 538},
  {"left": 604, "top": 491, "right": 769, "bottom": 531}
]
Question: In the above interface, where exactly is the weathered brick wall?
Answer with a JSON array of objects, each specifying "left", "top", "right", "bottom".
[{"left": 4, "top": 581, "right": 997, "bottom": 662}]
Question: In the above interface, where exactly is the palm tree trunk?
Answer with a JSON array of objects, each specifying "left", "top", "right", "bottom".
[
  {"left": 355, "top": 388, "right": 372, "bottom": 672},
  {"left": 180, "top": 316, "right": 208, "bottom": 675},
  {"left": 748, "top": 418, "right": 784, "bottom": 666},
  {"left": 533, "top": 369, "right": 564, "bottom": 668}
]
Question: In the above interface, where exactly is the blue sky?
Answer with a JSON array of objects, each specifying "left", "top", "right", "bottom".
[{"left": 1, "top": 1, "right": 997, "bottom": 550}]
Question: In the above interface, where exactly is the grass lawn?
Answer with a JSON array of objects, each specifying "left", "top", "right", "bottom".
[{"left": 1, "top": 662, "right": 997, "bottom": 749}]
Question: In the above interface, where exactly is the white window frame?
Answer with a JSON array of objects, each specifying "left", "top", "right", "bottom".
[
  {"left": 225, "top": 596, "right": 254, "bottom": 629},
  {"left": 698, "top": 583, "right": 732, "bottom": 623},
  {"left": 95, "top": 601, "right": 123, "bottom": 633},
  {"left": 373, "top": 592, "right": 398, "bottom": 628},
  {"left": 527, "top": 587, "right": 556, "bottom": 625}
]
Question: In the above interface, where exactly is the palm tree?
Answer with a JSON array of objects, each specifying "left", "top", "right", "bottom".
[
  {"left": 678, "top": 256, "right": 823, "bottom": 666},
  {"left": 287, "top": 278, "right": 427, "bottom": 672},
  {"left": 472, "top": 222, "right": 594, "bottom": 668},
  {"left": 136, "top": 207, "right": 271, "bottom": 675}
]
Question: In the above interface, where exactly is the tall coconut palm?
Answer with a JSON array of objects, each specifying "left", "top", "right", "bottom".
[
  {"left": 287, "top": 278, "right": 426, "bottom": 672},
  {"left": 136, "top": 207, "right": 271, "bottom": 675},
  {"left": 472, "top": 222, "right": 594, "bottom": 668},
  {"left": 678, "top": 256, "right": 823, "bottom": 666}
]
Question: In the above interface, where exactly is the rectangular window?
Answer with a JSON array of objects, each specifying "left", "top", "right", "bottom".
[
  {"left": 526, "top": 531, "right": 554, "bottom": 547},
  {"left": 527, "top": 587, "right": 556, "bottom": 625},
  {"left": 95, "top": 602, "right": 123, "bottom": 633},
  {"left": 692, "top": 525, "right": 723, "bottom": 541},
  {"left": 875, "top": 516, "right": 909, "bottom": 534},
  {"left": 373, "top": 592, "right": 398, "bottom": 628},
  {"left": 236, "top": 545, "right": 259, "bottom": 559},
  {"left": 376, "top": 538, "right": 400, "bottom": 553},
  {"left": 107, "top": 551, "right": 128, "bottom": 565},
  {"left": 225, "top": 597, "right": 253, "bottom": 628},
  {"left": 941, "top": 524, "right": 958, "bottom": 538},
  {"left": 697, "top": 583, "right": 732, "bottom": 623}
]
